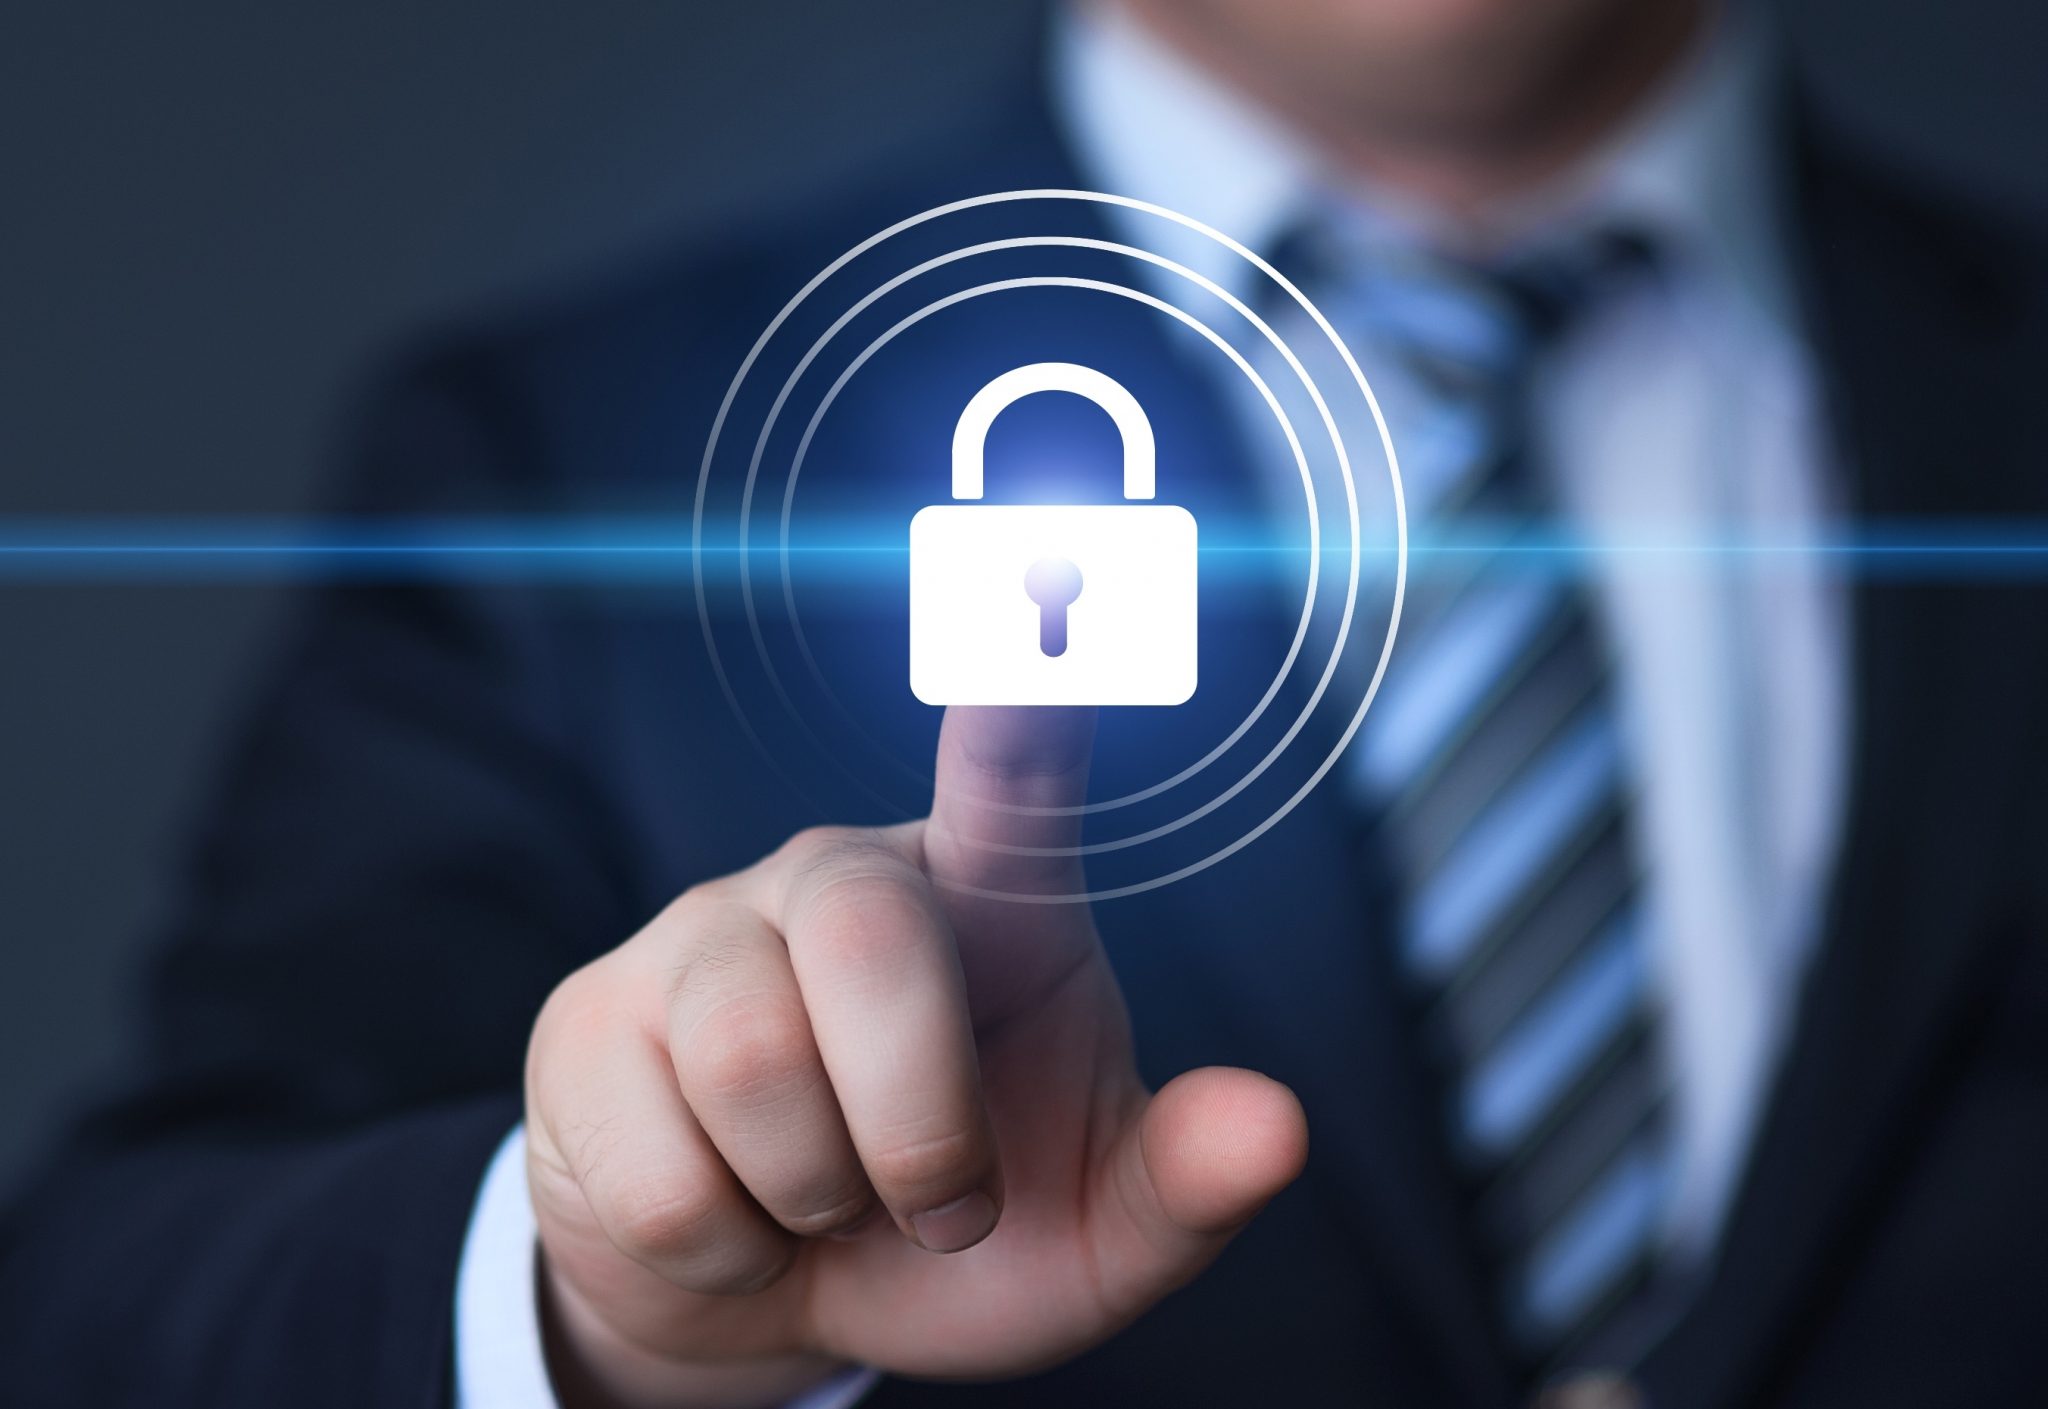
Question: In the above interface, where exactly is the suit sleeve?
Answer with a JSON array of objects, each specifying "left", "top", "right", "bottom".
[{"left": 0, "top": 343, "right": 649, "bottom": 1408}]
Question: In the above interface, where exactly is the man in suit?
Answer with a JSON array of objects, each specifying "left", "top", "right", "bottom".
[{"left": 6, "top": 0, "right": 2047, "bottom": 1405}]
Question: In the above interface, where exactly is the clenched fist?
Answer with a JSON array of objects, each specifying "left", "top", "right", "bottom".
[{"left": 523, "top": 706, "right": 1309, "bottom": 1407}]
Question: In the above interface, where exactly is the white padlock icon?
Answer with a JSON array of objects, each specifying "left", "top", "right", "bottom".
[{"left": 909, "top": 362, "right": 1198, "bottom": 706}]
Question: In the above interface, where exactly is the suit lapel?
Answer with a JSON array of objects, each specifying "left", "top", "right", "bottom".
[{"left": 1642, "top": 107, "right": 2048, "bottom": 1406}]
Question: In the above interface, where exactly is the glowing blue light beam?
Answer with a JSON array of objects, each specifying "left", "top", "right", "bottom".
[{"left": 4, "top": 515, "right": 2048, "bottom": 581}]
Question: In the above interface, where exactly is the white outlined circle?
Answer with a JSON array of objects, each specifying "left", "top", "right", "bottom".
[
  {"left": 771, "top": 276, "right": 1352, "bottom": 857},
  {"left": 745, "top": 235, "right": 1338, "bottom": 818},
  {"left": 691, "top": 189, "right": 1407, "bottom": 903}
]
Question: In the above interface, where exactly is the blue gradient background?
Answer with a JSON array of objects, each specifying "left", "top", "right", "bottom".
[{"left": 2, "top": 0, "right": 2045, "bottom": 1190}]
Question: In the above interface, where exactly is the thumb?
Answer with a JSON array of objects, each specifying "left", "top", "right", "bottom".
[{"left": 1089, "top": 1068, "right": 1310, "bottom": 1319}]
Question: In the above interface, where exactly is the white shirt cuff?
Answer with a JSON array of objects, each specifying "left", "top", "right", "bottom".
[
  {"left": 454, "top": 1124, "right": 557, "bottom": 1407},
  {"left": 453, "top": 1123, "right": 880, "bottom": 1409}
]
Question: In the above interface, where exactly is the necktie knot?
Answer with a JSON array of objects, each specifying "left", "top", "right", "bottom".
[
  {"left": 1481, "top": 227, "right": 1659, "bottom": 347},
  {"left": 1270, "top": 214, "right": 1657, "bottom": 407}
]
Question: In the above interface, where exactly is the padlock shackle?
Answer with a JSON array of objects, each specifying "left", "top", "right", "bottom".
[{"left": 950, "top": 362, "right": 1156, "bottom": 502}]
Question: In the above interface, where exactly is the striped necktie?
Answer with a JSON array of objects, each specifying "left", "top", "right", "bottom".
[{"left": 1308, "top": 227, "right": 1678, "bottom": 1377}]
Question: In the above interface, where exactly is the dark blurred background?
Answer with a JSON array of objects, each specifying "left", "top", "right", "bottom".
[{"left": 1, "top": 0, "right": 2042, "bottom": 1191}]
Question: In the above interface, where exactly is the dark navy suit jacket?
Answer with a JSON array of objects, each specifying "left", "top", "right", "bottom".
[{"left": 5, "top": 48, "right": 2048, "bottom": 1409}]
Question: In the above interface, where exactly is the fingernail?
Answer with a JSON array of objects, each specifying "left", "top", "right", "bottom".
[{"left": 910, "top": 1191, "right": 998, "bottom": 1253}]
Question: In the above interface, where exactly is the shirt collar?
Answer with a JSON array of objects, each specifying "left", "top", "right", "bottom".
[
  {"left": 1051, "top": 0, "right": 1318, "bottom": 303},
  {"left": 1052, "top": 2, "right": 1796, "bottom": 329}
]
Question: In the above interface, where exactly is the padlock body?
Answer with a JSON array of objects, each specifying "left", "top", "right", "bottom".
[{"left": 909, "top": 503, "right": 1197, "bottom": 706}]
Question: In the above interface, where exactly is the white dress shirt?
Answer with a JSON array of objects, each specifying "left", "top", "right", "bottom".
[{"left": 456, "top": 5, "right": 1848, "bottom": 1402}]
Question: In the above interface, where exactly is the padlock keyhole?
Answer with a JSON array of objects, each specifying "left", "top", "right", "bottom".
[{"left": 1024, "top": 556, "right": 1084, "bottom": 658}]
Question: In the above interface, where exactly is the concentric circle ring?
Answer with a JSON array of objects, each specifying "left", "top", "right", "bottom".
[
  {"left": 742, "top": 234, "right": 1335, "bottom": 818},
  {"left": 769, "top": 274, "right": 1351, "bottom": 858},
  {"left": 691, "top": 189, "right": 1407, "bottom": 903}
]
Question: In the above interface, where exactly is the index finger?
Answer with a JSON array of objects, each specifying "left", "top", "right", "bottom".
[{"left": 924, "top": 704, "right": 1096, "bottom": 903}]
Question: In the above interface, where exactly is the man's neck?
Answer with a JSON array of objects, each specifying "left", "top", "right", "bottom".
[{"left": 1112, "top": 0, "right": 1712, "bottom": 222}]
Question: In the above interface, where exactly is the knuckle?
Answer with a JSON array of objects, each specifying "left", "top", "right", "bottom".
[
  {"left": 779, "top": 824, "right": 862, "bottom": 870},
  {"left": 865, "top": 1126, "right": 984, "bottom": 1200},
  {"left": 692, "top": 1239, "right": 799, "bottom": 1298},
  {"left": 777, "top": 834, "right": 935, "bottom": 968},
  {"left": 686, "top": 871, "right": 747, "bottom": 906},
  {"left": 805, "top": 901, "right": 917, "bottom": 973},
  {"left": 666, "top": 937, "right": 749, "bottom": 1005},
  {"left": 607, "top": 1176, "right": 726, "bottom": 1266},
  {"left": 535, "top": 964, "right": 605, "bottom": 1038},
  {"left": 653, "top": 882, "right": 736, "bottom": 937},
  {"left": 663, "top": 906, "right": 768, "bottom": 1005},
  {"left": 683, "top": 998, "right": 820, "bottom": 1105},
  {"left": 783, "top": 827, "right": 910, "bottom": 891},
  {"left": 528, "top": 965, "right": 611, "bottom": 1084}
]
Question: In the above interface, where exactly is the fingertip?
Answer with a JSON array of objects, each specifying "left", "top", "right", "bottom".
[
  {"left": 941, "top": 705, "right": 1097, "bottom": 782},
  {"left": 1143, "top": 1067, "right": 1309, "bottom": 1236},
  {"left": 926, "top": 706, "right": 1099, "bottom": 899}
]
